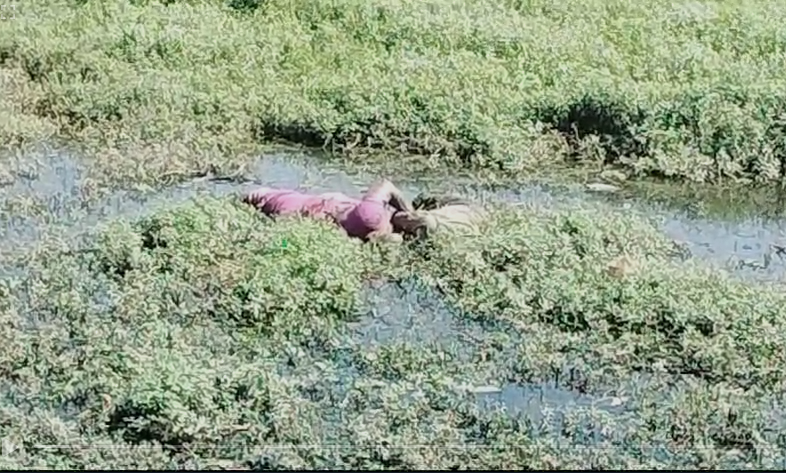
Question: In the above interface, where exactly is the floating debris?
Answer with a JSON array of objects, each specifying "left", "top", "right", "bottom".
[
  {"left": 599, "top": 169, "right": 629, "bottom": 183},
  {"left": 469, "top": 385, "right": 503, "bottom": 394},
  {"left": 729, "top": 256, "right": 769, "bottom": 271},
  {"left": 609, "top": 396, "right": 626, "bottom": 407},
  {"left": 771, "top": 244, "right": 786, "bottom": 260},
  {"left": 671, "top": 239, "right": 692, "bottom": 260},
  {"left": 585, "top": 183, "right": 620, "bottom": 193},
  {"left": 452, "top": 382, "right": 502, "bottom": 394}
]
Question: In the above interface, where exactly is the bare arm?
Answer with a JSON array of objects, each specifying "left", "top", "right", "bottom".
[{"left": 365, "top": 179, "right": 413, "bottom": 213}]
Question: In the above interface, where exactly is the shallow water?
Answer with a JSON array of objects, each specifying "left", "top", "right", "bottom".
[
  {"left": 1, "top": 149, "right": 785, "bottom": 459},
  {"left": 468, "top": 184, "right": 786, "bottom": 283},
  {"left": 3, "top": 150, "right": 784, "bottom": 282},
  {"left": 661, "top": 216, "right": 786, "bottom": 280}
]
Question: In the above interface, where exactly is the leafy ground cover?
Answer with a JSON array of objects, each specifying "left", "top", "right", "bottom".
[
  {"left": 1, "top": 197, "right": 785, "bottom": 468},
  {"left": 3, "top": 0, "right": 786, "bottom": 185},
  {"left": 2, "top": 0, "right": 786, "bottom": 468}
]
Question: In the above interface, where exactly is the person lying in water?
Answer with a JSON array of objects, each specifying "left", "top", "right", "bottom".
[
  {"left": 390, "top": 193, "right": 486, "bottom": 239},
  {"left": 242, "top": 179, "right": 413, "bottom": 242}
]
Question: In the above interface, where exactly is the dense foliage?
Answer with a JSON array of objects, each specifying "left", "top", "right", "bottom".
[
  {"left": 1, "top": 197, "right": 785, "bottom": 468},
  {"left": 3, "top": 0, "right": 786, "bottom": 184},
  {"left": 2, "top": 0, "right": 785, "bottom": 468}
]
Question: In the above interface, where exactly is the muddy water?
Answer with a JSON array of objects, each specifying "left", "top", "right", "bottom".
[{"left": 1, "top": 150, "right": 784, "bottom": 451}]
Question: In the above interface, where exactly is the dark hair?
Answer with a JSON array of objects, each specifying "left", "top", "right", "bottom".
[{"left": 412, "top": 193, "right": 470, "bottom": 210}]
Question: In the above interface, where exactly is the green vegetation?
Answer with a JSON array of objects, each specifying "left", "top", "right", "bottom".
[
  {"left": 2, "top": 0, "right": 785, "bottom": 468},
  {"left": 418, "top": 205, "right": 786, "bottom": 390},
  {"left": 1, "top": 197, "right": 785, "bottom": 468},
  {"left": 3, "top": 0, "right": 786, "bottom": 185}
]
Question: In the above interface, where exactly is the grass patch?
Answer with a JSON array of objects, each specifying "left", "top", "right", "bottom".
[
  {"left": 1, "top": 197, "right": 786, "bottom": 468},
  {"left": 2, "top": 0, "right": 786, "bottom": 466},
  {"left": 417, "top": 205, "right": 786, "bottom": 390},
  {"left": 3, "top": 0, "right": 786, "bottom": 185}
]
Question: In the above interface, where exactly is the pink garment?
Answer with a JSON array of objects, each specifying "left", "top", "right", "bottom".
[
  {"left": 243, "top": 187, "right": 392, "bottom": 240},
  {"left": 243, "top": 187, "right": 358, "bottom": 220},
  {"left": 301, "top": 193, "right": 359, "bottom": 219},
  {"left": 243, "top": 188, "right": 312, "bottom": 216},
  {"left": 338, "top": 195, "right": 392, "bottom": 240}
]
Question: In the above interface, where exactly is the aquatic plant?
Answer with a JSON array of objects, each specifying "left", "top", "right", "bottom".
[
  {"left": 2, "top": 0, "right": 786, "bottom": 467},
  {"left": 1, "top": 196, "right": 785, "bottom": 469},
  {"left": 3, "top": 0, "right": 786, "bottom": 184}
]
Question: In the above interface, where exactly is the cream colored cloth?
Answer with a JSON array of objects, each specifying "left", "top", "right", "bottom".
[
  {"left": 426, "top": 204, "right": 484, "bottom": 234},
  {"left": 394, "top": 204, "right": 485, "bottom": 238}
]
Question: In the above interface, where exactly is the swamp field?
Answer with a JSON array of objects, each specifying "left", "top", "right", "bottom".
[{"left": 2, "top": 0, "right": 786, "bottom": 469}]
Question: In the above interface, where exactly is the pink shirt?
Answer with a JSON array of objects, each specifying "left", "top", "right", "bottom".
[
  {"left": 243, "top": 188, "right": 358, "bottom": 219},
  {"left": 243, "top": 187, "right": 392, "bottom": 240},
  {"left": 302, "top": 193, "right": 359, "bottom": 219},
  {"left": 338, "top": 194, "right": 392, "bottom": 240},
  {"left": 243, "top": 188, "right": 312, "bottom": 216}
]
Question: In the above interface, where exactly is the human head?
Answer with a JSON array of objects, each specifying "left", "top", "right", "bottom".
[{"left": 391, "top": 210, "right": 437, "bottom": 238}]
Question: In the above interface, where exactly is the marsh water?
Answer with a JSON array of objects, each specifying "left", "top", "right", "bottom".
[{"left": 2, "top": 149, "right": 786, "bottom": 459}]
